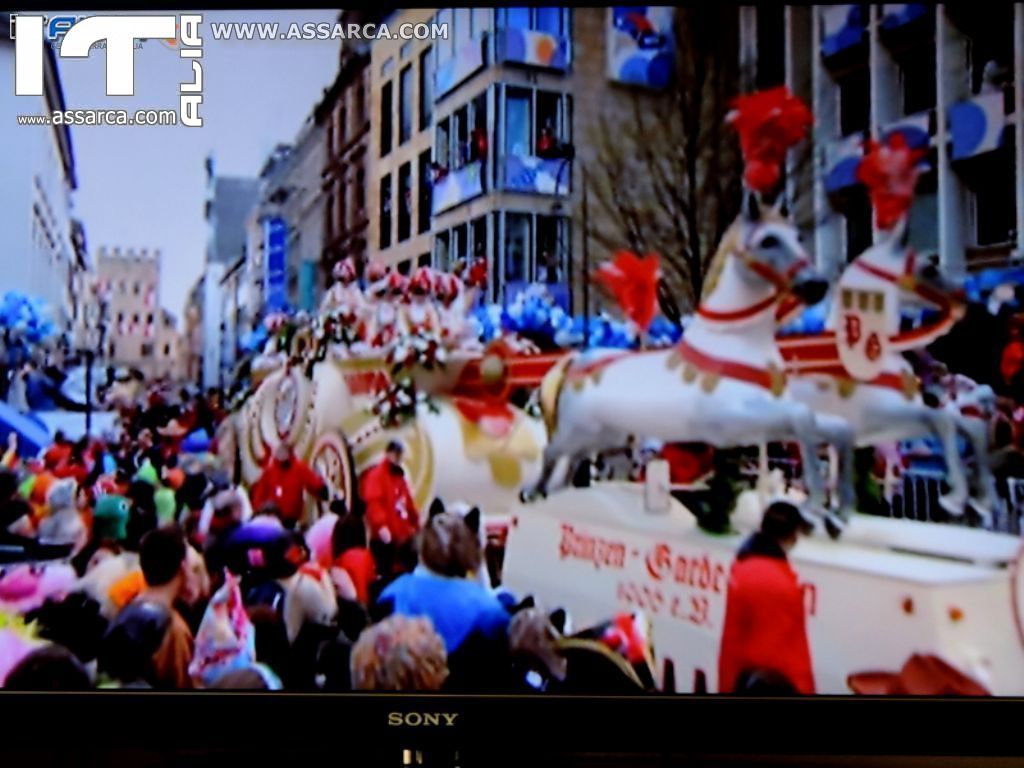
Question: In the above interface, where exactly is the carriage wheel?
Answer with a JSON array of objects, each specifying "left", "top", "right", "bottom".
[{"left": 309, "top": 430, "right": 357, "bottom": 521}]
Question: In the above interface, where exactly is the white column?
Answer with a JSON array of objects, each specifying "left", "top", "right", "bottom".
[
  {"left": 811, "top": 6, "right": 844, "bottom": 278},
  {"left": 786, "top": 5, "right": 814, "bottom": 256},
  {"left": 869, "top": 4, "right": 900, "bottom": 136},
  {"left": 1015, "top": 4, "right": 1024, "bottom": 256},
  {"left": 936, "top": 7, "right": 970, "bottom": 277}
]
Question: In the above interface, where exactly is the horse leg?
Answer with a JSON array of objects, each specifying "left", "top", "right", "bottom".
[
  {"left": 521, "top": 442, "right": 562, "bottom": 502},
  {"left": 922, "top": 407, "right": 970, "bottom": 517},
  {"left": 811, "top": 413, "right": 857, "bottom": 522},
  {"left": 956, "top": 413, "right": 997, "bottom": 527},
  {"left": 786, "top": 406, "right": 839, "bottom": 537}
]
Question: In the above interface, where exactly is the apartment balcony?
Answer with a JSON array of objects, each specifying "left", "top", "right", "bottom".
[
  {"left": 435, "top": 35, "right": 487, "bottom": 101},
  {"left": 431, "top": 160, "right": 485, "bottom": 215},
  {"left": 494, "top": 26, "right": 570, "bottom": 71}
]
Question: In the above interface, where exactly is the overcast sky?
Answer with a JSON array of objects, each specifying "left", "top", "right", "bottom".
[{"left": 54, "top": 10, "right": 340, "bottom": 326}]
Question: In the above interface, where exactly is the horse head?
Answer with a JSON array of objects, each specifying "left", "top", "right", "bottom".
[
  {"left": 702, "top": 192, "right": 827, "bottom": 322},
  {"left": 853, "top": 221, "right": 964, "bottom": 310}
]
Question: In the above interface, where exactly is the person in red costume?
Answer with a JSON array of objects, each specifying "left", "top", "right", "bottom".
[
  {"left": 250, "top": 441, "right": 328, "bottom": 530},
  {"left": 359, "top": 441, "right": 419, "bottom": 577},
  {"left": 718, "top": 500, "right": 816, "bottom": 695}
]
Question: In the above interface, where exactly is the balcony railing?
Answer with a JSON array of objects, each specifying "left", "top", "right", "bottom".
[
  {"left": 435, "top": 35, "right": 486, "bottom": 101},
  {"left": 494, "top": 27, "right": 570, "bottom": 70},
  {"left": 501, "top": 153, "right": 570, "bottom": 195},
  {"left": 431, "top": 160, "right": 485, "bottom": 215}
]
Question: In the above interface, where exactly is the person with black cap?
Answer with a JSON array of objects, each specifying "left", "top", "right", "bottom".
[{"left": 717, "top": 500, "right": 816, "bottom": 695}]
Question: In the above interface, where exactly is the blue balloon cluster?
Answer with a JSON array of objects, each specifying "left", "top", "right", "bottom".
[
  {"left": 0, "top": 291, "right": 57, "bottom": 349},
  {"left": 240, "top": 324, "right": 269, "bottom": 353},
  {"left": 471, "top": 286, "right": 682, "bottom": 349}
]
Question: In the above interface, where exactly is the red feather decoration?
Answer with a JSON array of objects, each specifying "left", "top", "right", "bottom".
[
  {"left": 727, "top": 86, "right": 814, "bottom": 195},
  {"left": 856, "top": 133, "right": 926, "bottom": 231},
  {"left": 592, "top": 251, "right": 661, "bottom": 333}
]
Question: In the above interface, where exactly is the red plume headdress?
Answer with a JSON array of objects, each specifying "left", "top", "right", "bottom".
[
  {"left": 856, "top": 133, "right": 927, "bottom": 231},
  {"left": 727, "top": 86, "right": 814, "bottom": 195},
  {"left": 592, "top": 251, "right": 661, "bottom": 333}
]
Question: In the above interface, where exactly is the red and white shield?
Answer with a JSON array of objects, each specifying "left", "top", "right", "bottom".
[{"left": 836, "top": 287, "right": 890, "bottom": 380}]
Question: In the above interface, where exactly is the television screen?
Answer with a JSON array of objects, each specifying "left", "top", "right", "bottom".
[{"left": 1, "top": 4, "right": 1023, "bottom": 703}]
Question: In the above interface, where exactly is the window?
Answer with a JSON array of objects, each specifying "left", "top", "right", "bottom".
[
  {"left": 453, "top": 104, "right": 470, "bottom": 168},
  {"left": 141, "top": 343, "right": 154, "bottom": 358},
  {"left": 968, "top": 9, "right": 1013, "bottom": 97},
  {"left": 536, "top": 91, "right": 561, "bottom": 154},
  {"left": 133, "top": 282, "right": 140, "bottom": 295},
  {"left": 355, "top": 168, "right": 366, "bottom": 213},
  {"left": 398, "top": 259, "right": 412, "bottom": 276},
  {"left": 471, "top": 92, "right": 488, "bottom": 163},
  {"left": 471, "top": 216, "right": 487, "bottom": 262},
  {"left": 418, "top": 253, "right": 432, "bottom": 268},
  {"left": 356, "top": 83, "right": 366, "bottom": 126},
  {"left": 398, "top": 163, "right": 412, "bottom": 242},
  {"left": 967, "top": 146, "right": 1016, "bottom": 245},
  {"left": 337, "top": 186, "right": 347, "bottom": 234},
  {"left": 454, "top": 223, "right": 469, "bottom": 265},
  {"left": 756, "top": 5, "right": 785, "bottom": 89},
  {"left": 380, "top": 174, "right": 392, "bottom": 249},
  {"left": 536, "top": 216, "right": 567, "bottom": 283},
  {"left": 437, "top": 9, "right": 454, "bottom": 68},
  {"left": 436, "top": 118, "right": 451, "bottom": 169},
  {"left": 399, "top": 65, "right": 413, "bottom": 144},
  {"left": 337, "top": 103, "right": 347, "bottom": 149},
  {"left": 498, "top": 7, "right": 565, "bottom": 35},
  {"left": 132, "top": 313, "right": 139, "bottom": 326},
  {"left": 536, "top": 7, "right": 562, "bottom": 35},
  {"left": 472, "top": 8, "right": 491, "bottom": 36},
  {"left": 843, "top": 189, "right": 872, "bottom": 261},
  {"left": 163, "top": 344, "right": 171, "bottom": 357},
  {"left": 506, "top": 87, "right": 531, "bottom": 157},
  {"left": 906, "top": 173, "right": 939, "bottom": 252},
  {"left": 435, "top": 231, "right": 451, "bottom": 271},
  {"left": 381, "top": 57, "right": 395, "bottom": 78},
  {"left": 899, "top": 41, "right": 936, "bottom": 115},
  {"left": 455, "top": 8, "right": 472, "bottom": 48},
  {"left": 504, "top": 214, "right": 531, "bottom": 287},
  {"left": 418, "top": 150, "right": 432, "bottom": 233},
  {"left": 146, "top": 313, "right": 154, "bottom": 325},
  {"left": 420, "top": 47, "right": 433, "bottom": 130},
  {"left": 380, "top": 81, "right": 393, "bottom": 157},
  {"left": 837, "top": 67, "right": 870, "bottom": 137}
]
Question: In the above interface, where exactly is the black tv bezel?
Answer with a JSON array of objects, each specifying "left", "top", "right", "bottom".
[{"left": 0, "top": 691, "right": 1020, "bottom": 758}]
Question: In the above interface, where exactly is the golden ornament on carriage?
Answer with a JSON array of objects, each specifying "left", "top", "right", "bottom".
[
  {"left": 901, "top": 370, "right": 919, "bottom": 401},
  {"left": 665, "top": 349, "right": 682, "bottom": 370},
  {"left": 700, "top": 373, "right": 720, "bottom": 394},
  {"left": 768, "top": 364, "right": 786, "bottom": 398},
  {"left": 682, "top": 364, "right": 698, "bottom": 384},
  {"left": 480, "top": 354, "right": 506, "bottom": 384},
  {"left": 837, "top": 378, "right": 857, "bottom": 399}
]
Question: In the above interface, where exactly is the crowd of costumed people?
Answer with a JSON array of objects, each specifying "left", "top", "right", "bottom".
[{"left": 0, "top": 374, "right": 660, "bottom": 692}]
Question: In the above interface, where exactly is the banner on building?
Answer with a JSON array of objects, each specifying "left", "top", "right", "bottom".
[
  {"left": 607, "top": 7, "right": 675, "bottom": 90},
  {"left": 263, "top": 217, "right": 288, "bottom": 312}
]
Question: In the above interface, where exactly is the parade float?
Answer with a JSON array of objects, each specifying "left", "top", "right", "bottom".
[
  {"left": 220, "top": 85, "right": 1024, "bottom": 695},
  {"left": 502, "top": 88, "right": 1024, "bottom": 695}
]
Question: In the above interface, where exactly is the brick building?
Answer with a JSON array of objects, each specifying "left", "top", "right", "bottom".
[{"left": 95, "top": 246, "right": 184, "bottom": 381}]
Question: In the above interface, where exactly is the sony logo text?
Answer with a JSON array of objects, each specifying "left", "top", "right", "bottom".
[
  {"left": 12, "top": 15, "right": 204, "bottom": 128},
  {"left": 387, "top": 713, "right": 459, "bottom": 727}
]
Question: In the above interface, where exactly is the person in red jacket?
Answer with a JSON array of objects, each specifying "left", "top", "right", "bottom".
[
  {"left": 718, "top": 500, "right": 816, "bottom": 695},
  {"left": 250, "top": 441, "right": 328, "bottom": 530},
  {"left": 359, "top": 441, "right": 419, "bottom": 577}
]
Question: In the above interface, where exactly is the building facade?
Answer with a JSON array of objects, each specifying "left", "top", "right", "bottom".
[
  {"left": 368, "top": 8, "right": 684, "bottom": 312},
  {"left": 740, "top": 4, "right": 1023, "bottom": 279},
  {"left": 1, "top": 24, "right": 87, "bottom": 340},
  {"left": 95, "top": 247, "right": 184, "bottom": 381},
  {"left": 320, "top": 10, "right": 380, "bottom": 279}
]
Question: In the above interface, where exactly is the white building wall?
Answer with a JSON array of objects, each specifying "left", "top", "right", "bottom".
[
  {"left": 202, "top": 263, "right": 225, "bottom": 390},
  {"left": 0, "top": 41, "right": 77, "bottom": 332}
]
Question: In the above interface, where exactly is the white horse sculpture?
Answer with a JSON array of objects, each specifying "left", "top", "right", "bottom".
[
  {"left": 529, "top": 195, "right": 857, "bottom": 534},
  {"left": 782, "top": 223, "right": 997, "bottom": 522}
]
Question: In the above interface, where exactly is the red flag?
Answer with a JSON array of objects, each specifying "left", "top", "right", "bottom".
[{"left": 593, "top": 251, "right": 661, "bottom": 332}]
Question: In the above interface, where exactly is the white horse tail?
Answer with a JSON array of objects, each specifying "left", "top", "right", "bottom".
[{"left": 538, "top": 352, "right": 577, "bottom": 441}]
